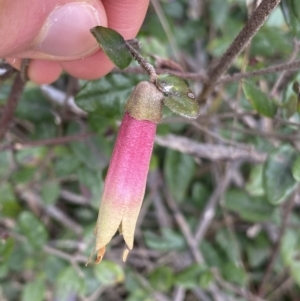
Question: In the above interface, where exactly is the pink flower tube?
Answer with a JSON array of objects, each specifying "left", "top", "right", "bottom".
[{"left": 94, "top": 82, "right": 164, "bottom": 263}]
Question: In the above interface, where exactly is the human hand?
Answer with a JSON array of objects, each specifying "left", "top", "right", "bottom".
[{"left": 0, "top": 0, "right": 149, "bottom": 84}]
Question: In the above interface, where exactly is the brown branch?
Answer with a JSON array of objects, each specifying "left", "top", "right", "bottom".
[
  {"left": 114, "top": 66, "right": 208, "bottom": 82},
  {"left": 212, "top": 268, "right": 268, "bottom": 301},
  {"left": 194, "top": 167, "right": 232, "bottom": 244},
  {"left": 16, "top": 186, "right": 83, "bottom": 235},
  {"left": 0, "top": 72, "right": 26, "bottom": 141},
  {"left": 199, "top": 0, "right": 281, "bottom": 101},
  {"left": 0, "top": 132, "right": 94, "bottom": 152},
  {"left": 270, "top": 39, "right": 300, "bottom": 97},
  {"left": 163, "top": 187, "right": 204, "bottom": 264},
  {"left": 122, "top": 57, "right": 300, "bottom": 85},
  {"left": 155, "top": 134, "right": 267, "bottom": 163},
  {"left": 218, "top": 58, "right": 300, "bottom": 84}
]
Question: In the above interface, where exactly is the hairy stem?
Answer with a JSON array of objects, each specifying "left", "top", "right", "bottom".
[
  {"left": 125, "top": 42, "right": 157, "bottom": 82},
  {"left": 198, "top": 0, "right": 281, "bottom": 101},
  {"left": 0, "top": 72, "right": 26, "bottom": 141}
]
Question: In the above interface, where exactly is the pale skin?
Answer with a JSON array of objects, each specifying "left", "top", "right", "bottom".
[{"left": 0, "top": 0, "right": 149, "bottom": 84}]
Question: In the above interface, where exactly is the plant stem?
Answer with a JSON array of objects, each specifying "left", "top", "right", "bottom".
[
  {"left": 0, "top": 72, "right": 26, "bottom": 141},
  {"left": 198, "top": 0, "right": 281, "bottom": 101},
  {"left": 125, "top": 42, "right": 157, "bottom": 83}
]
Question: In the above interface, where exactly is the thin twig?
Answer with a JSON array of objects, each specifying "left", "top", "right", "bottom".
[
  {"left": 0, "top": 72, "right": 26, "bottom": 141},
  {"left": 43, "top": 245, "right": 87, "bottom": 263},
  {"left": 225, "top": 125, "right": 300, "bottom": 142},
  {"left": 0, "top": 132, "right": 94, "bottom": 152},
  {"left": 270, "top": 39, "right": 300, "bottom": 97},
  {"left": 194, "top": 167, "right": 232, "bottom": 244},
  {"left": 190, "top": 121, "right": 252, "bottom": 149},
  {"left": 121, "top": 57, "right": 300, "bottom": 85},
  {"left": 82, "top": 286, "right": 105, "bottom": 301},
  {"left": 125, "top": 42, "right": 157, "bottom": 82},
  {"left": 199, "top": 0, "right": 281, "bottom": 101},
  {"left": 116, "top": 66, "right": 208, "bottom": 81},
  {"left": 60, "top": 189, "right": 89, "bottom": 205},
  {"left": 212, "top": 268, "right": 268, "bottom": 301},
  {"left": 20, "top": 59, "right": 30, "bottom": 82},
  {"left": 16, "top": 187, "right": 83, "bottom": 235},
  {"left": 40, "top": 84, "right": 87, "bottom": 117},
  {"left": 163, "top": 187, "right": 204, "bottom": 264},
  {"left": 173, "top": 286, "right": 186, "bottom": 301},
  {"left": 219, "top": 57, "right": 300, "bottom": 84},
  {"left": 155, "top": 134, "right": 267, "bottom": 163}
]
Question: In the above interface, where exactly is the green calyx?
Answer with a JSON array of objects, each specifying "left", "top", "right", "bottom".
[{"left": 125, "top": 82, "right": 164, "bottom": 123}]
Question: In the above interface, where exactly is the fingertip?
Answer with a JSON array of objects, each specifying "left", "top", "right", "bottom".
[
  {"left": 28, "top": 60, "right": 62, "bottom": 84},
  {"left": 5, "top": 58, "right": 22, "bottom": 70},
  {"left": 60, "top": 50, "right": 114, "bottom": 80}
]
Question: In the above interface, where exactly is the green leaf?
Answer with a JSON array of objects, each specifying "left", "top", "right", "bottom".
[
  {"left": 44, "top": 256, "right": 67, "bottom": 282},
  {"left": 200, "top": 240, "right": 222, "bottom": 269},
  {"left": 199, "top": 270, "right": 214, "bottom": 289},
  {"left": 156, "top": 74, "right": 199, "bottom": 119},
  {"left": 94, "top": 260, "right": 124, "bottom": 285},
  {"left": 56, "top": 266, "right": 86, "bottom": 299},
  {"left": 245, "top": 164, "right": 265, "bottom": 197},
  {"left": 281, "top": 0, "right": 300, "bottom": 37},
  {"left": 221, "top": 262, "right": 247, "bottom": 286},
  {"left": 224, "top": 189, "right": 275, "bottom": 222},
  {"left": 283, "top": 95, "right": 298, "bottom": 118},
  {"left": 280, "top": 229, "right": 300, "bottom": 286},
  {"left": 0, "top": 183, "right": 21, "bottom": 218},
  {"left": 22, "top": 279, "right": 45, "bottom": 301},
  {"left": 90, "top": 26, "right": 132, "bottom": 69},
  {"left": 0, "top": 238, "right": 14, "bottom": 263},
  {"left": 292, "top": 155, "right": 300, "bottom": 181},
  {"left": 77, "top": 167, "right": 103, "bottom": 209},
  {"left": 174, "top": 264, "right": 204, "bottom": 289},
  {"left": 17, "top": 87, "right": 53, "bottom": 122},
  {"left": 251, "top": 25, "right": 292, "bottom": 57},
  {"left": 144, "top": 228, "right": 185, "bottom": 251},
  {"left": 164, "top": 149, "right": 195, "bottom": 202},
  {"left": 0, "top": 151, "right": 11, "bottom": 178},
  {"left": 75, "top": 73, "right": 143, "bottom": 119},
  {"left": 209, "top": 0, "right": 230, "bottom": 29},
  {"left": 18, "top": 211, "right": 48, "bottom": 250},
  {"left": 245, "top": 234, "right": 270, "bottom": 268},
  {"left": 216, "top": 229, "right": 241, "bottom": 264},
  {"left": 263, "top": 145, "right": 298, "bottom": 204},
  {"left": 11, "top": 167, "right": 36, "bottom": 184},
  {"left": 149, "top": 267, "right": 174, "bottom": 292},
  {"left": 242, "top": 81, "right": 277, "bottom": 117},
  {"left": 41, "top": 180, "right": 60, "bottom": 205}
]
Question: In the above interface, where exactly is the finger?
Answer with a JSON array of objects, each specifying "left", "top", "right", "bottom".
[
  {"left": 0, "top": 0, "right": 107, "bottom": 60},
  {"left": 60, "top": 51, "right": 114, "bottom": 80},
  {"left": 28, "top": 60, "right": 62, "bottom": 84},
  {"left": 60, "top": 0, "right": 149, "bottom": 79},
  {"left": 102, "top": 0, "right": 150, "bottom": 38}
]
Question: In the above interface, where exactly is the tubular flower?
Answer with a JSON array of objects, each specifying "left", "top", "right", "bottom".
[{"left": 94, "top": 81, "right": 164, "bottom": 263}]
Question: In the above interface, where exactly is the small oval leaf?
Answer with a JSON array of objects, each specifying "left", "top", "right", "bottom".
[
  {"left": 90, "top": 26, "right": 132, "bottom": 70},
  {"left": 280, "top": 0, "right": 300, "bottom": 37},
  {"left": 283, "top": 95, "right": 297, "bottom": 118},
  {"left": 156, "top": 74, "right": 199, "bottom": 119},
  {"left": 263, "top": 145, "right": 298, "bottom": 204},
  {"left": 292, "top": 155, "right": 300, "bottom": 182},
  {"left": 242, "top": 80, "right": 277, "bottom": 117}
]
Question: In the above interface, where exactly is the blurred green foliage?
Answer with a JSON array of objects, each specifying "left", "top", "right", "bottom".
[{"left": 1, "top": 1, "right": 300, "bottom": 301}]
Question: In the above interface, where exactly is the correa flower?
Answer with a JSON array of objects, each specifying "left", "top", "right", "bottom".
[{"left": 94, "top": 81, "right": 164, "bottom": 263}]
